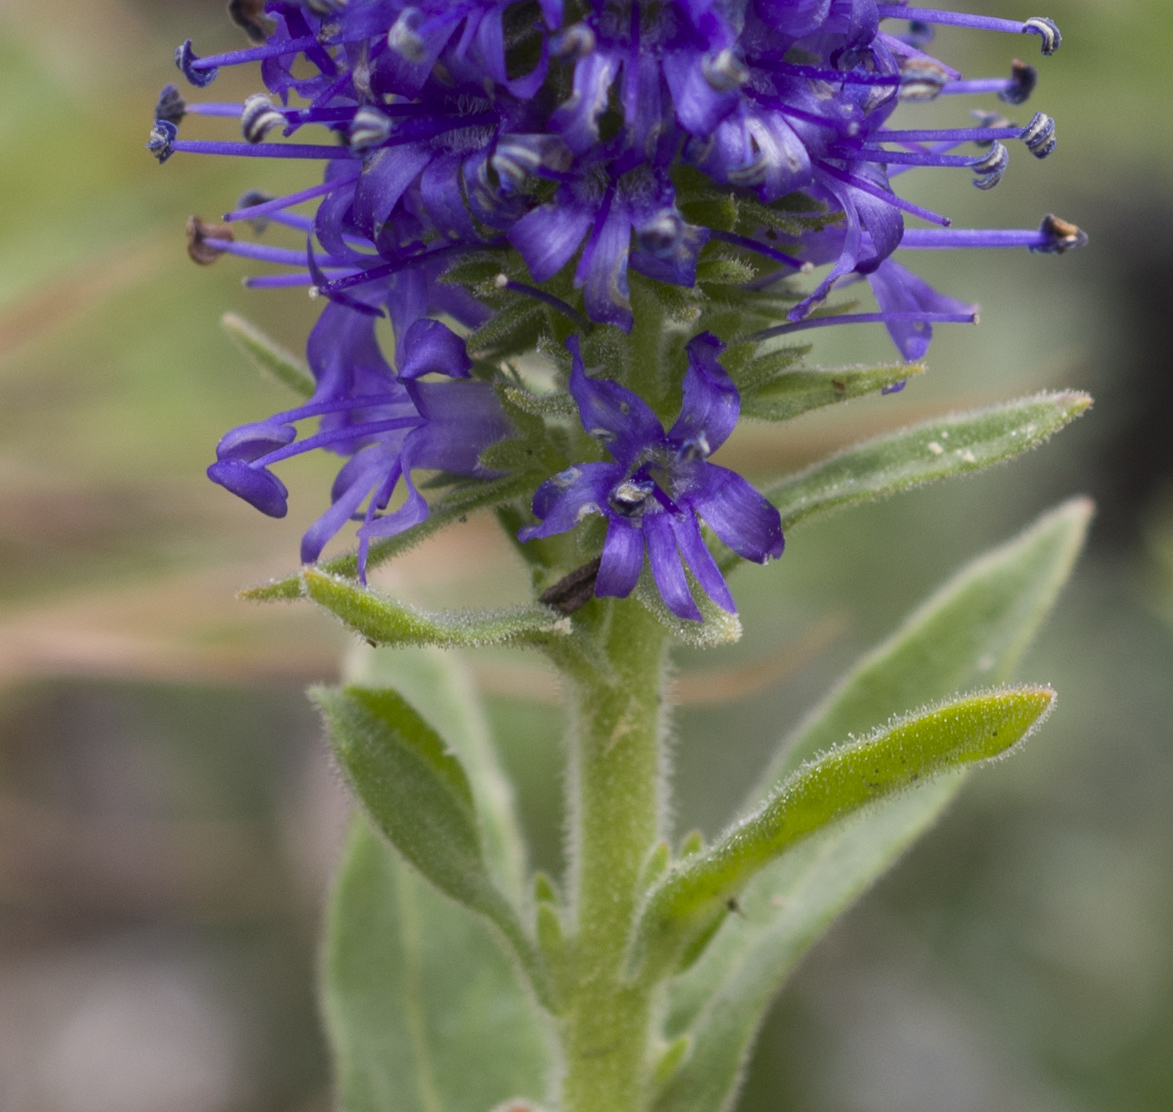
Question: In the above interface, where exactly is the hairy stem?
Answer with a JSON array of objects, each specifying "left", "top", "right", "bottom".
[{"left": 561, "top": 599, "right": 669, "bottom": 1112}]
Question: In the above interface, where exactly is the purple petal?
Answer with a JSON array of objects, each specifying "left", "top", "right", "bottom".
[
  {"left": 552, "top": 50, "right": 620, "bottom": 153},
  {"left": 215, "top": 421, "right": 296, "bottom": 463},
  {"left": 420, "top": 153, "right": 479, "bottom": 243},
  {"left": 567, "top": 336, "right": 663, "bottom": 469},
  {"left": 353, "top": 143, "right": 432, "bottom": 238},
  {"left": 207, "top": 460, "right": 288, "bottom": 518},
  {"left": 518, "top": 462, "right": 619, "bottom": 542},
  {"left": 668, "top": 333, "right": 739, "bottom": 455},
  {"left": 644, "top": 512, "right": 702, "bottom": 621},
  {"left": 752, "top": 0, "right": 832, "bottom": 37},
  {"left": 577, "top": 202, "right": 633, "bottom": 331},
  {"left": 689, "top": 463, "right": 784, "bottom": 563},
  {"left": 597, "top": 518, "right": 645, "bottom": 599},
  {"left": 866, "top": 258, "right": 977, "bottom": 361},
  {"left": 671, "top": 512, "right": 736, "bottom": 613},
  {"left": 399, "top": 319, "right": 472, "bottom": 380},
  {"left": 301, "top": 450, "right": 389, "bottom": 563},
  {"left": 407, "top": 380, "right": 513, "bottom": 472},
  {"left": 509, "top": 200, "right": 594, "bottom": 284}
]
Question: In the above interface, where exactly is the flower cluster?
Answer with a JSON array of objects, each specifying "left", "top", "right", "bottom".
[{"left": 152, "top": 0, "right": 1085, "bottom": 619}]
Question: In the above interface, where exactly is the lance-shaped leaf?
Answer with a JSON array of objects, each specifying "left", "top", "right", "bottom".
[
  {"left": 717, "top": 391, "right": 1089, "bottom": 573},
  {"left": 313, "top": 685, "right": 554, "bottom": 1008},
  {"left": 633, "top": 687, "right": 1054, "bottom": 983},
  {"left": 299, "top": 568, "right": 569, "bottom": 649},
  {"left": 244, "top": 474, "right": 534, "bottom": 601},
  {"left": 740, "top": 363, "right": 923, "bottom": 422},
  {"left": 323, "top": 817, "right": 552, "bottom": 1112},
  {"left": 654, "top": 499, "right": 1090, "bottom": 1112},
  {"left": 221, "top": 312, "right": 314, "bottom": 397},
  {"left": 348, "top": 644, "right": 529, "bottom": 903}
]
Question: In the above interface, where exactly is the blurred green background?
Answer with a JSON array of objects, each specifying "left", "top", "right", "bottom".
[{"left": 1, "top": 2, "right": 1171, "bottom": 1109}]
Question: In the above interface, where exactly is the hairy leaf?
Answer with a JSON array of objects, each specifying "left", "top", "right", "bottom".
[
  {"left": 323, "top": 818, "right": 551, "bottom": 1112},
  {"left": 301, "top": 569, "right": 569, "bottom": 649},
  {"left": 635, "top": 688, "right": 1054, "bottom": 981},
  {"left": 221, "top": 312, "right": 314, "bottom": 397},
  {"left": 655, "top": 498, "right": 1091, "bottom": 1112},
  {"left": 768, "top": 391, "right": 1091, "bottom": 530},
  {"left": 741, "top": 363, "right": 923, "bottom": 422},
  {"left": 314, "top": 684, "right": 553, "bottom": 1007}
]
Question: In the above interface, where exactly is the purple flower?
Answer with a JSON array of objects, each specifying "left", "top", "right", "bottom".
[
  {"left": 152, "top": 0, "right": 1082, "bottom": 360},
  {"left": 208, "top": 307, "right": 512, "bottom": 575},
  {"left": 519, "top": 334, "right": 783, "bottom": 621}
]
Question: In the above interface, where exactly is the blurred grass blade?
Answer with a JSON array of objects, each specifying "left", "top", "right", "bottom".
[
  {"left": 740, "top": 363, "right": 923, "bottom": 422},
  {"left": 635, "top": 688, "right": 1054, "bottom": 982},
  {"left": 221, "top": 312, "right": 314, "bottom": 397},
  {"left": 313, "top": 685, "right": 553, "bottom": 1008},
  {"left": 715, "top": 391, "right": 1090, "bottom": 573},
  {"left": 655, "top": 498, "right": 1091, "bottom": 1112},
  {"left": 323, "top": 817, "right": 552, "bottom": 1112},
  {"left": 244, "top": 474, "right": 534, "bottom": 601},
  {"left": 297, "top": 568, "right": 568, "bottom": 649}
]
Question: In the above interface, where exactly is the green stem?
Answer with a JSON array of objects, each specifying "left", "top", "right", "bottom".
[{"left": 561, "top": 599, "right": 669, "bottom": 1112}]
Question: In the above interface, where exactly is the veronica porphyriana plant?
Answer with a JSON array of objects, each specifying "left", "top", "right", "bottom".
[{"left": 149, "top": 4, "right": 1092, "bottom": 1111}]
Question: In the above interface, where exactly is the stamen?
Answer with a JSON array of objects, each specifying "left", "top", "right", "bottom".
[
  {"left": 203, "top": 238, "right": 344, "bottom": 267},
  {"left": 155, "top": 84, "right": 186, "bottom": 126},
  {"left": 388, "top": 8, "right": 427, "bottom": 61},
  {"left": 228, "top": 0, "right": 270, "bottom": 43},
  {"left": 876, "top": 8, "right": 1062, "bottom": 55},
  {"left": 897, "top": 56, "right": 952, "bottom": 101},
  {"left": 147, "top": 119, "right": 178, "bottom": 163},
  {"left": 703, "top": 48, "right": 749, "bottom": 92},
  {"left": 750, "top": 310, "right": 977, "bottom": 342},
  {"left": 169, "top": 140, "right": 358, "bottom": 160},
  {"left": 258, "top": 416, "right": 425, "bottom": 467},
  {"left": 493, "top": 275, "right": 593, "bottom": 330},
  {"left": 817, "top": 163, "right": 953, "bottom": 226},
  {"left": 971, "top": 142, "right": 1009, "bottom": 189},
  {"left": 175, "top": 40, "right": 218, "bottom": 88},
  {"left": 940, "top": 61, "right": 1037, "bottom": 104},
  {"left": 236, "top": 190, "right": 276, "bottom": 233},
  {"left": 1020, "top": 111, "right": 1056, "bottom": 158},
  {"left": 187, "top": 215, "right": 234, "bottom": 265},
  {"left": 222, "top": 171, "right": 361, "bottom": 222},
  {"left": 709, "top": 230, "right": 807, "bottom": 271},
  {"left": 1033, "top": 214, "right": 1088, "bottom": 254},
  {"left": 317, "top": 241, "right": 507, "bottom": 297},
  {"left": 177, "top": 35, "right": 320, "bottom": 80},
  {"left": 241, "top": 94, "right": 285, "bottom": 144},
  {"left": 349, "top": 106, "right": 393, "bottom": 152},
  {"left": 552, "top": 22, "right": 596, "bottom": 60},
  {"left": 246, "top": 271, "right": 361, "bottom": 289}
]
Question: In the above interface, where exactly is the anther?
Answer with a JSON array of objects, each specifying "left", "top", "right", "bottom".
[
  {"left": 147, "top": 119, "right": 178, "bottom": 163},
  {"left": 228, "top": 0, "right": 269, "bottom": 43},
  {"left": 702, "top": 49, "right": 749, "bottom": 92},
  {"left": 676, "top": 434, "right": 711, "bottom": 462},
  {"left": 971, "top": 110, "right": 1016, "bottom": 148},
  {"left": 636, "top": 210, "right": 686, "bottom": 258},
  {"left": 349, "top": 106, "right": 392, "bottom": 152},
  {"left": 186, "top": 215, "right": 234, "bottom": 265},
  {"left": 898, "top": 57, "right": 951, "bottom": 101},
  {"left": 1019, "top": 111, "right": 1056, "bottom": 158},
  {"left": 1033, "top": 214, "right": 1087, "bottom": 254},
  {"left": 155, "top": 84, "right": 186, "bottom": 127},
  {"left": 609, "top": 479, "right": 655, "bottom": 515},
  {"left": 971, "top": 142, "right": 1009, "bottom": 189},
  {"left": 551, "top": 23, "right": 596, "bottom": 61},
  {"left": 999, "top": 60, "right": 1038, "bottom": 105},
  {"left": 241, "top": 94, "right": 284, "bottom": 144},
  {"left": 540, "top": 557, "right": 603, "bottom": 615},
  {"left": 1023, "top": 17, "right": 1061, "bottom": 55},
  {"left": 175, "top": 39, "right": 218, "bottom": 88},
  {"left": 236, "top": 190, "right": 276, "bottom": 233},
  {"left": 388, "top": 8, "right": 426, "bottom": 62},
  {"left": 905, "top": 20, "right": 934, "bottom": 47}
]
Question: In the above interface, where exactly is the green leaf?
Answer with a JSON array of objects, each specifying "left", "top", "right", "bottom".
[
  {"left": 301, "top": 569, "right": 570, "bottom": 649},
  {"left": 323, "top": 816, "right": 552, "bottom": 1112},
  {"left": 347, "top": 645, "right": 529, "bottom": 902},
  {"left": 220, "top": 312, "right": 314, "bottom": 397},
  {"left": 503, "top": 384, "right": 578, "bottom": 419},
  {"left": 740, "top": 363, "right": 923, "bottom": 421},
  {"left": 313, "top": 684, "right": 554, "bottom": 1008},
  {"left": 713, "top": 391, "right": 1090, "bottom": 575},
  {"left": 654, "top": 498, "right": 1091, "bottom": 1112},
  {"left": 634, "top": 687, "right": 1054, "bottom": 982},
  {"left": 242, "top": 473, "right": 536, "bottom": 601}
]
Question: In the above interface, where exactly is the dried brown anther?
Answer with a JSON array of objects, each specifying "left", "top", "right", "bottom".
[
  {"left": 540, "top": 557, "right": 603, "bottom": 615},
  {"left": 187, "top": 215, "right": 235, "bottom": 266}
]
